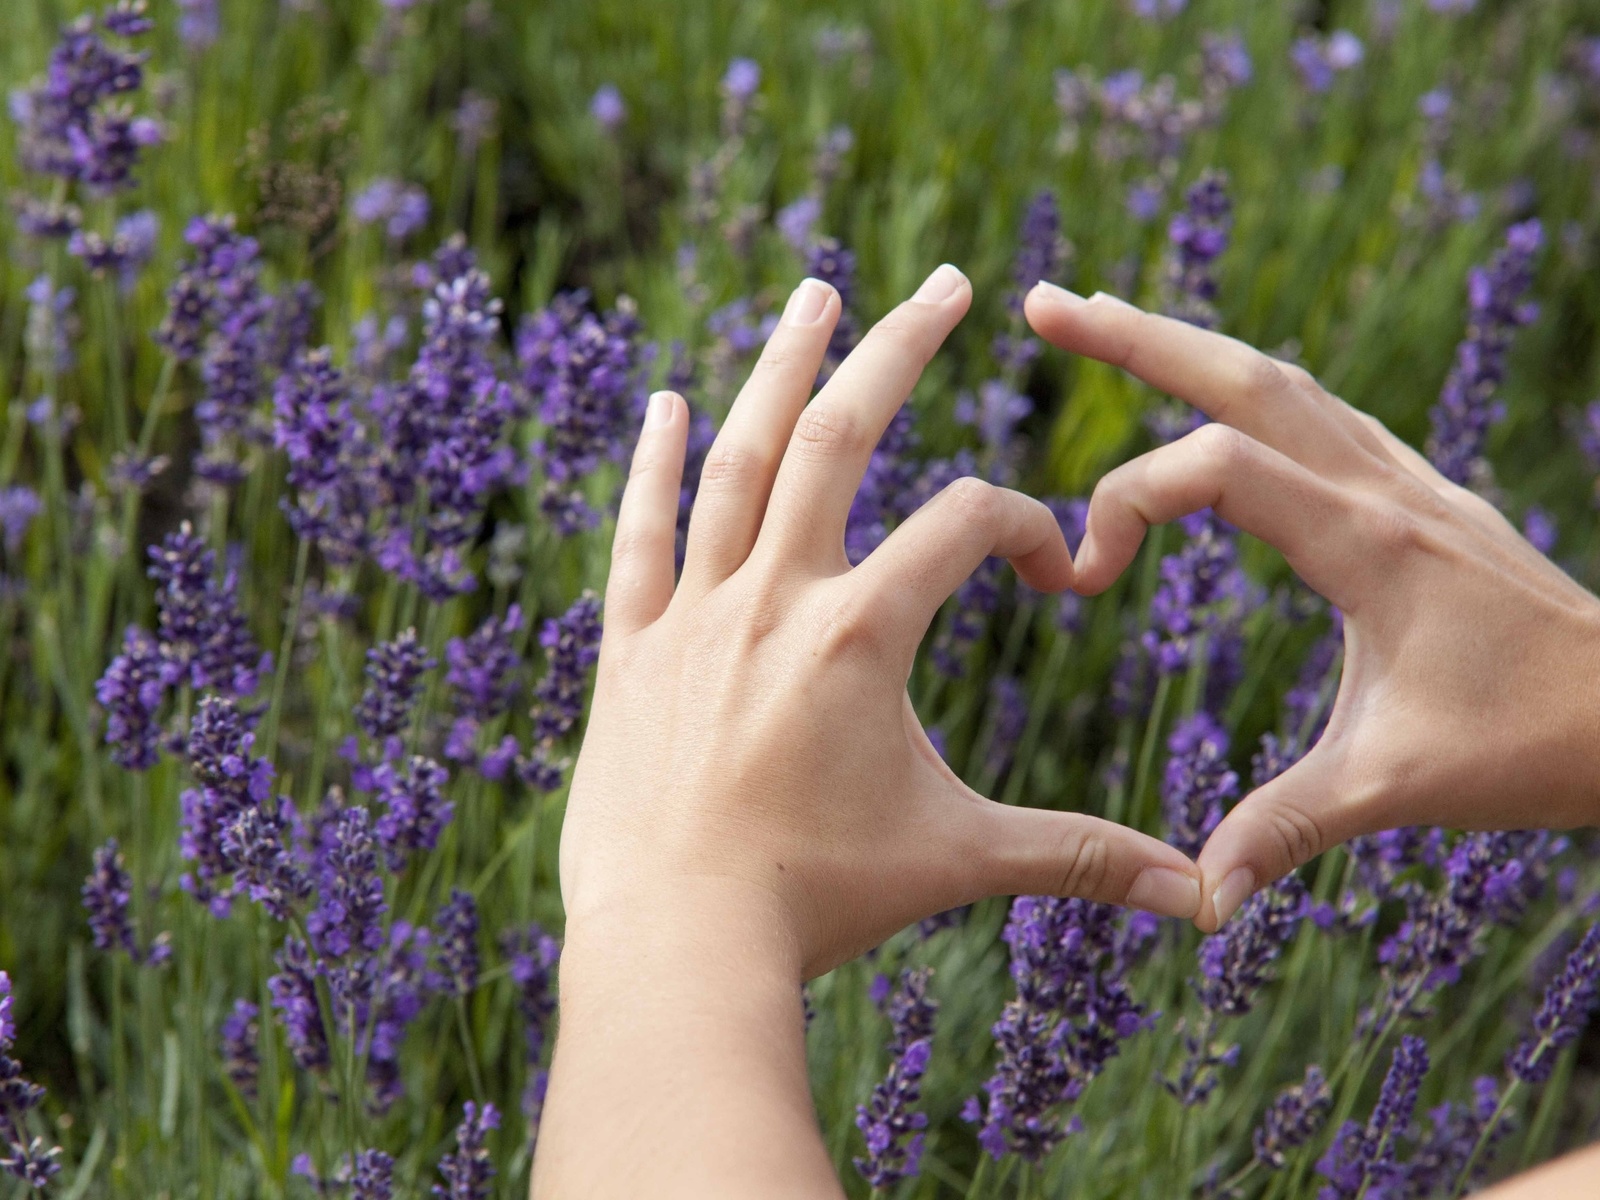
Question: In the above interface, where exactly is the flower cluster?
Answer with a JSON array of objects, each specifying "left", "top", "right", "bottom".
[
  {"left": 518, "top": 592, "right": 603, "bottom": 789},
  {"left": 1507, "top": 922, "right": 1600, "bottom": 1084},
  {"left": 1253, "top": 1065, "right": 1332, "bottom": 1170},
  {"left": 854, "top": 968, "right": 937, "bottom": 1189},
  {"left": 965, "top": 898, "right": 1152, "bottom": 1162},
  {"left": 433, "top": 1101, "right": 499, "bottom": 1200},
  {"left": 518, "top": 291, "right": 648, "bottom": 536},
  {"left": 82, "top": 838, "right": 171, "bottom": 965},
  {"left": 1426, "top": 220, "right": 1545, "bottom": 487},
  {"left": 1160, "top": 713, "right": 1237, "bottom": 859},
  {"left": 503, "top": 924, "right": 561, "bottom": 1128},
  {"left": 0, "top": 973, "right": 61, "bottom": 1189},
  {"left": 10, "top": 4, "right": 161, "bottom": 197}
]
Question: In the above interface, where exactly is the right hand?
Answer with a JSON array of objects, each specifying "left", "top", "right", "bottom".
[{"left": 1026, "top": 282, "right": 1600, "bottom": 931}]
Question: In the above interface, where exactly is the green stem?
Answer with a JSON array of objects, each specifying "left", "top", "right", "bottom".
[
  {"left": 1129, "top": 673, "right": 1173, "bottom": 828},
  {"left": 261, "top": 538, "right": 311, "bottom": 763}
]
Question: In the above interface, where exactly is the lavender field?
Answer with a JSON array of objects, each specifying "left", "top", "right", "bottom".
[{"left": 3, "top": 1, "right": 1600, "bottom": 1197}]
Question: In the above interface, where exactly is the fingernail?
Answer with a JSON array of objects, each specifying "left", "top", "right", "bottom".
[
  {"left": 1032, "top": 280, "right": 1089, "bottom": 308},
  {"left": 1211, "top": 867, "right": 1255, "bottom": 929},
  {"left": 643, "top": 390, "right": 674, "bottom": 431},
  {"left": 913, "top": 263, "right": 966, "bottom": 303},
  {"left": 1127, "top": 867, "right": 1201, "bottom": 920},
  {"left": 784, "top": 278, "right": 830, "bottom": 325}
]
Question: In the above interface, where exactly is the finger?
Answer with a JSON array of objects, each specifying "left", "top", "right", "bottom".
[
  {"left": 1025, "top": 283, "right": 1361, "bottom": 472},
  {"left": 680, "top": 279, "right": 840, "bottom": 594},
  {"left": 850, "top": 477, "right": 1073, "bottom": 645},
  {"left": 760, "top": 264, "right": 972, "bottom": 567},
  {"left": 1072, "top": 423, "right": 1358, "bottom": 607},
  {"left": 965, "top": 799, "right": 1203, "bottom": 919},
  {"left": 1193, "top": 743, "right": 1356, "bottom": 932},
  {"left": 605, "top": 391, "right": 688, "bottom": 635}
]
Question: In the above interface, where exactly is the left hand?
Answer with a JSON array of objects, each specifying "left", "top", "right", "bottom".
[{"left": 560, "top": 265, "right": 1204, "bottom": 980}]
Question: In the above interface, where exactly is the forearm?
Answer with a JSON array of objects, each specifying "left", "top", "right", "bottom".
[
  {"left": 531, "top": 878, "right": 843, "bottom": 1200},
  {"left": 1480, "top": 1143, "right": 1600, "bottom": 1199}
]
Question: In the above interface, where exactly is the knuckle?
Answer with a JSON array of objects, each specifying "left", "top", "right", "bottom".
[
  {"left": 791, "top": 404, "right": 863, "bottom": 461},
  {"left": 752, "top": 336, "right": 810, "bottom": 380},
  {"left": 941, "top": 476, "right": 999, "bottom": 526},
  {"left": 697, "top": 441, "right": 767, "bottom": 492},
  {"left": 1052, "top": 826, "right": 1110, "bottom": 898},
  {"left": 1277, "top": 361, "right": 1320, "bottom": 394},
  {"left": 1188, "top": 421, "right": 1251, "bottom": 473},
  {"left": 1354, "top": 497, "right": 1427, "bottom": 557},
  {"left": 814, "top": 590, "right": 893, "bottom": 665},
  {"left": 1241, "top": 351, "right": 1290, "bottom": 399},
  {"left": 607, "top": 522, "right": 657, "bottom": 566},
  {"left": 1262, "top": 803, "right": 1325, "bottom": 870}
]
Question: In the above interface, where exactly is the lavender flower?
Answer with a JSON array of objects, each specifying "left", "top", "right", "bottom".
[
  {"left": 776, "top": 195, "right": 822, "bottom": 250},
  {"left": 518, "top": 291, "right": 647, "bottom": 535},
  {"left": 518, "top": 593, "right": 602, "bottom": 787},
  {"left": 24, "top": 275, "right": 77, "bottom": 373},
  {"left": 273, "top": 348, "right": 375, "bottom": 565},
  {"left": 372, "top": 252, "right": 521, "bottom": 595},
  {"left": 354, "top": 629, "right": 435, "bottom": 748},
  {"left": 269, "top": 938, "right": 329, "bottom": 1072},
  {"left": 1166, "top": 170, "right": 1231, "bottom": 329},
  {"left": 371, "top": 755, "right": 454, "bottom": 867},
  {"left": 447, "top": 605, "right": 524, "bottom": 723},
  {"left": 589, "top": 84, "right": 625, "bottom": 131},
  {"left": 363, "top": 922, "right": 435, "bottom": 1113},
  {"left": 1292, "top": 31, "right": 1364, "bottom": 94},
  {"left": 433, "top": 1101, "right": 499, "bottom": 1200},
  {"left": 1254, "top": 1066, "right": 1332, "bottom": 1169},
  {"left": 308, "top": 803, "right": 388, "bottom": 962},
  {"left": 930, "top": 555, "right": 1000, "bottom": 679},
  {"left": 804, "top": 237, "right": 858, "bottom": 382},
  {"left": 503, "top": 924, "right": 561, "bottom": 1128},
  {"left": 148, "top": 522, "right": 267, "bottom": 695},
  {"left": 1522, "top": 506, "right": 1557, "bottom": 556},
  {"left": 1007, "top": 190, "right": 1067, "bottom": 317},
  {"left": 433, "top": 890, "right": 480, "bottom": 997},
  {"left": 96, "top": 625, "right": 172, "bottom": 770},
  {"left": 1368, "top": 831, "right": 1561, "bottom": 1029},
  {"left": 352, "top": 178, "right": 431, "bottom": 243},
  {"left": 1161, "top": 713, "right": 1237, "bottom": 858},
  {"left": 854, "top": 968, "right": 937, "bottom": 1189},
  {"left": 0, "top": 973, "right": 61, "bottom": 1189},
  {"left": 11, "top": 8, "right": 161, "bottom": 193},
  {"left": 1143, "top": 511, "right": 1255, "bottom": 698},
  {"left": 1168, "top": 877, "right": 1310, "bottom": 1104},
  {"left": 966, "top": 897, "right": 1151, "bottom": 1162},
  {"left": 68, "top": 208, "right": 158, "bottom": 287},
  {"left": 1407, "top": 1077, "right": 1507, "bottom": 1196},
  {"left": 352, "top": 1150, "right": 396, "bottom": 1200},
  {"left": 1316, "top": 1036, "right": 1428, "bottom": 1199},
  {"left": 1507, "top": 923, "right": 1600, "bottom": 1084},
  {"left": 176, "top": 0, "right": 219, "bottom": 47},
  {"left": 1426, "top": 220, "right": 1544, "bottom": 486},
  {"left": 220, "top": 999, "right": 260, "bottom": 1100},
  {"left": 83, "top": 838, "right": 170, "bottom": 965},
  {"left": 981, "top": 676, "right": 1029, "bottom": 781}
]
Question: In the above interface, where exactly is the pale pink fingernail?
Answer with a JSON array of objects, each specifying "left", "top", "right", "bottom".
[
  {"left": 783, "top": 278, "right": 831, "bottom": 325},
  {"left": 913, "top": 263, "right": 966, "bottom": 303},
  {"left": 1127, "top": 867, "right": 1201, "bottom": 920},
  {"left": 1211, "top": 867, "right": 1255, "bottom": 929},
  {"left": 1032, "top": 280, "right": 1089, "bottom": 308},
  {"left": 643, "top": 391, "right": 674, "bottom": 431}
]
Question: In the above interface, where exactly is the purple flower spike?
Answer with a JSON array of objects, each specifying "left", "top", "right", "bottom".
[
  {"left": 220, "top": 999, "right": 260, "bottom": 1101},
  {"left": 433, "top": 1101, "right": 500, "bottom": 1200},
  {"left": 96, "top": 624, "right": 174, "bottom": 770},
  {"left": 274, "top": 349, "right": 376, "bottom": 565},
  {"left": 446, "top": 606, "right": 524, "bottom": 724},
  {"left": 371, "top": 755, "right": 454, "bottom": 867},
  {"left": 308, "top": 802, "right": 388, "bottom": 962},
  {"left": 503, "top": 924, "right": 561, "bottom": 1129},
  {"left": 1254, "top": 1065, "right": 1332, "bottom": 1169},
  {"left": 83, "top": 838, "right": 170, "bottom": 966},
  {"left": 148, "top": 522, "right": 268, "bottom": 696},
  {"left": 1161, "top": 712, "right": 1237, "bottom": 859},
  {"left": 0, "top": 972, "right": 63, "bottom": 1189},
  {"left": 355, "top": 629, "right": 436, "bottom": 746},
  {"left": 1166, "top": 170, "right": 1232, "bottom": 329},
  {"left": 1426, "top": 220, "right": 1544, "bottom": 487},
  {"left": 352, "top": 1150, "right": 396, "bottom": 1200},
  {"left": 269, "top": 938, "right": 329, "bottom": 1073},
  {"left": 1508, "top": 923, "right": 1600, "bottom": 1085},
  {"left": 1316, "top": 1036, "right": 1428, "bottom": 1199},
  {"left": 966, "top": 898, "right": 1151, "bottom": 1162},
  {"left": 433, "top": 889, "right": 480, "bottom": 997},
  {"left": 854, "top": 968, "right": 937, "bottom": 1189},
  {"left": 590, "top": 84, "right": 625, "bottom": 131}
]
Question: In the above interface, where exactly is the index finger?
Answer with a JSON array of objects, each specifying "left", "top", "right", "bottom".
[{"left": 1024, "top": 283, "right": 1360, "bottom": 473}]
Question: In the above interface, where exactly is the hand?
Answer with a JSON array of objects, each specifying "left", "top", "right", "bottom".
[
  {"left": 560, "top": 266, "right": 1204, "bottom": 980},
  {"left": 1025, "top": 282, "right": 1600, "bottom": 932}
]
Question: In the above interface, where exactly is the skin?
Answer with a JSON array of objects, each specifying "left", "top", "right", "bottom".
[{"left": 531, "top": 273, "right": 1600, "bottom": 1199}]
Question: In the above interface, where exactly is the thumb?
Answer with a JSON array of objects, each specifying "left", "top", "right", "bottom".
[
  {"left": 1193, "top": 745, "right": 1352, "bottom": 932},
  {"left": 964, "top": 797, "right": 1203, "bottom": 920}
]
